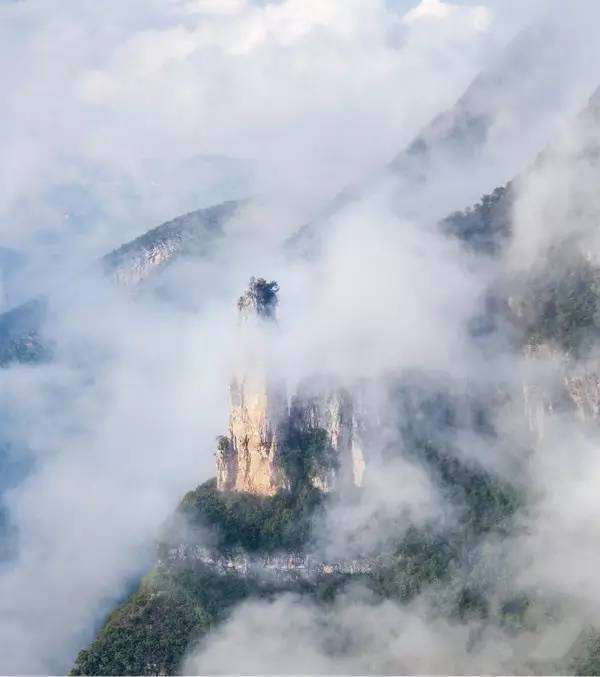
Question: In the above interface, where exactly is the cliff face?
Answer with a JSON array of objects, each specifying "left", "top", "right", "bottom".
[
  {"left": 217, "top": 371, "right": 288, "bottom": 495},
  {"left": 102, "top": 200, "right": 242, "bottom": 288},
  {"left": 290, "top": 380, "right": 367, "bottom": 490},
  {"left": 160, "top": 544, "right": 377, "bottom": 581},
  {"left": 522, "top": 341, "right": 600, "bottom": 442},
  {"left": 0, "top": 201, "right": 245, "bottom": 369},
  {"left": 216, "top": 278, "right": 288, "bottom": 496},
  {"left": 215, "top": 279, "right": 367, "bottom": 496}
]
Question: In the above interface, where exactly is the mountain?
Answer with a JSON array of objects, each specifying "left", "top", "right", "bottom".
[
  {"left": 69, "top": 75, "right": 600, "bottom": 677},
  {"left": 0, "top": 298, "right": 48, "bottom": 367},
  {"left": 0, "top": 200, "right": 244, "bottom": 367},
  {"left": 100, "top": 199, "right": 243, "bottom": 288},
  {"left": 7, "top": 25, "right": 600, "bottom": 673},
  {"left": 1, "top": 18, "right": 595, "bottom": 369},
  {"left": 70, "top": 248, "right": 600, "bottom": 673},
  {"left": 71, "top": 279, "right": 523, "bottom": 675},
  {"left": 288, "top": 20, "right": 597, "bottom": 259},
  {"left": 443, "top": 84, "right": 600, "bottom": 259}
]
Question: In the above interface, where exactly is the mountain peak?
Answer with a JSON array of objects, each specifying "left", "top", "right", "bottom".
[{"left": 237, "top": 277, "right": 279, "bottom": 322}]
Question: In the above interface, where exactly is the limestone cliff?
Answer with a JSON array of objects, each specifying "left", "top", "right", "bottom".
[
  {"left": 215, "top": 279, "right": 368, "bottom": 496},
  {"left": 522, "top": 341, "right": 600, "bottom": 442},
  {"left": 290, "top": 378, "right": 367, "bottom": 490},
  {"left": 160, "top": 544, "right": 378, "bottom": 581},
  {"left": 217, "top": 371, "right": 288, "bottom": 495},
  {"left": 564, "top": 371, "right": 600, "bottom": 421},
  {"left": 216, "top": 278, "right": 288, "bottom": 496}
]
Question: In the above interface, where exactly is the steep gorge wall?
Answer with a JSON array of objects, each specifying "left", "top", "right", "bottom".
[
  {"left": 217, "top": 372, "right": 288, "bottom": 495},
  {"left": 215, "top": 279, "right": 369, "bottom": 496}
]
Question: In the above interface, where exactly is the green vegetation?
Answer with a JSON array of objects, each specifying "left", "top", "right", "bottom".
[
  {"left": 369, "top": 526, "right": 458, "bottom": 603},
  {"left": 237, "top": 277, "right": 279, "bottom": 317},
  {"left": 419, "top": 440, "right": 523, "bottom": 536},
  {"left": 390, "top": 380, "right": 523, "bottom": 538},
  {"left": 281, "top": 427, "right": 338, "bottom": 490},
  {"left": 0, "top": 298, "right": 49, "bottom": 366},
  {"left": 73, "top": 378, "right": 530, "bottom": 676},
  {"left": 170, "top": 424, "right": 337, "bottom": 555},
  {"left": 568, "top": 629, "right": 600, "bottom": 676},
  {"left": 173, "top": 478, "right": 325, "bottom": 554},
  {"left": 523, "top": 254, "right": 600, "bottom": 357},
  {"left": 441, "top": 185, "right": 512, "bottom": 255},
  {"left": 71, "top": 566, "right": 262, "bottom": 676},
  {"left": 73, "top": 466, "right": 523, "bottom": 676}
]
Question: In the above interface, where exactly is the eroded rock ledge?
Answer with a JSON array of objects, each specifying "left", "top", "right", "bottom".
[{"left": 159, "top": 544, "right": 379, "bottom": 582}]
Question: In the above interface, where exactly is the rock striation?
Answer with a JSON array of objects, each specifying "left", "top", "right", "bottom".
[
  {"left": 289, "top": 378, "right": 367, "bottom": 490},
  {"left": 102, "top": 200, "right": 242, "bottom": 287},
  {"left": 522, "top": 341, "right": 600, "bottom": 442},
  {"left": 216, "top": 278, "right": 288, "bottom": 495},
  {"left": 159, "top": 544, "right": 378, "bottom": 582},
  {"left": 215, "top": 278, "right": 369, "bottom": 496}
]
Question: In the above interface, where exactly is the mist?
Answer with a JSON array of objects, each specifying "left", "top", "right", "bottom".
[{"left": 2, "top": 0, "right": 600, "bottom": 674}]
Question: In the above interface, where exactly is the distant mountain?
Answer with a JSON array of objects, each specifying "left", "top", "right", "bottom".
[
  {"left": 2, "top": 18, "right": 598, "bottom": 368},
  {"left": 101, "top": 199, "right": 243, "bottom": 287},
  {"left": 0, "top": 246, "right": 26, "bottom": 310},
  {"left": 443, "top": 83, "right": 600, "bottom": 258},
  {"left": 0, "top": 299, "right": 48, "bottom": 367},
  {"left": 0, "top": 200, "right": 245, "bottom": 367},
  {"left": 288, "top": 20, "right": 597, "bottom": 259}
]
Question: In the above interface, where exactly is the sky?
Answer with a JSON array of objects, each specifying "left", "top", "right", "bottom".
[
  {"left": 0, "top": 0, "right": 523, "bottom": 305},
  {"left": 2, "top": 0, "right": 600, "bottom": 673}
]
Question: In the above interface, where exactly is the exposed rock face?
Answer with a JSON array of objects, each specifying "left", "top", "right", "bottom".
[
  {"left": 290, "top": 383, "right": 351, "bottom": 491},
  {"left": 521, "top": 343, "right": 563, "bottom": 443},
  {"left": 102, "top": 200, "right": 242, "bottom": 288},
  {"left": 216, "top": 278, "right": 288, "bottom": 496},
  {"left": 160, "top": 544, "right": 378, "bottom": 582},
  {"left": 522, "top": 383, "right": 550, "bottom": 444},
  {"left": 564, "top": 371, "right": 600, "bottom": 421},
  {"left": 522, "top": 341, "right": 600, "bottom": 441},
  {"left": 221, "top": 371, "right": 288, "bottom": 495},
  {"left": 216, "top": 279, "right": 369, "bottom": 495},
  {"left": 290, "top": 378, "right": 367, "bottom": 491}
]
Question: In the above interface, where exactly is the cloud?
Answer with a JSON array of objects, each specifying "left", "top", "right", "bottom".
[
  {"left": 275, "top": 187, "right": 486, "bottom": 382},
  {"left": 0, "top": 0, "right": 497, "bottom": 268},
  {"left": 183, "top": 587, "right": 575, "bottom": 674},
  {"left": 3, "top": 0, "right": 600, "bottom": 674},
  {"left": 0, "top": 272, "right": 238, "bottom": 671},
  {"left": 404, "top": 0, "right": 491, "bottom": 32}
]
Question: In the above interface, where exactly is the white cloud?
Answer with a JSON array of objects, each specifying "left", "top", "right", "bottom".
[
  {"left": 404, "top": 0, "right": 456, "bottom": 23},
  {"left": 403, "top": 0, "right": 491, "bottom": 32},
  {"left": 0, "top": 0, "right": 496, "bottom": 264},
  {"left": 3, "top": 1, "right": 600, "bottom": 673}
]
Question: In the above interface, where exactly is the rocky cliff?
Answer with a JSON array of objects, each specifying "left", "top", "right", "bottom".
[
  {"left": 522, "top": 341, "right": 600, "bottom": 443},
  {"left": 102, "top": 199, "right": 243, "bottom": 288},
  {"left": 160, "top": 544, "right": 377, "bottom": 582},
  {"left": 289, "top": 378, "right": 368, "bottom": 490},
  {"left": 0, "top": 200, "right": 245, "bottom": 368},
  {"left": 215, "top": 279, "right": 369, "bottom": 496},
  {"left": 216, "top": 278, "right": 288, "bottom": 495}
]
